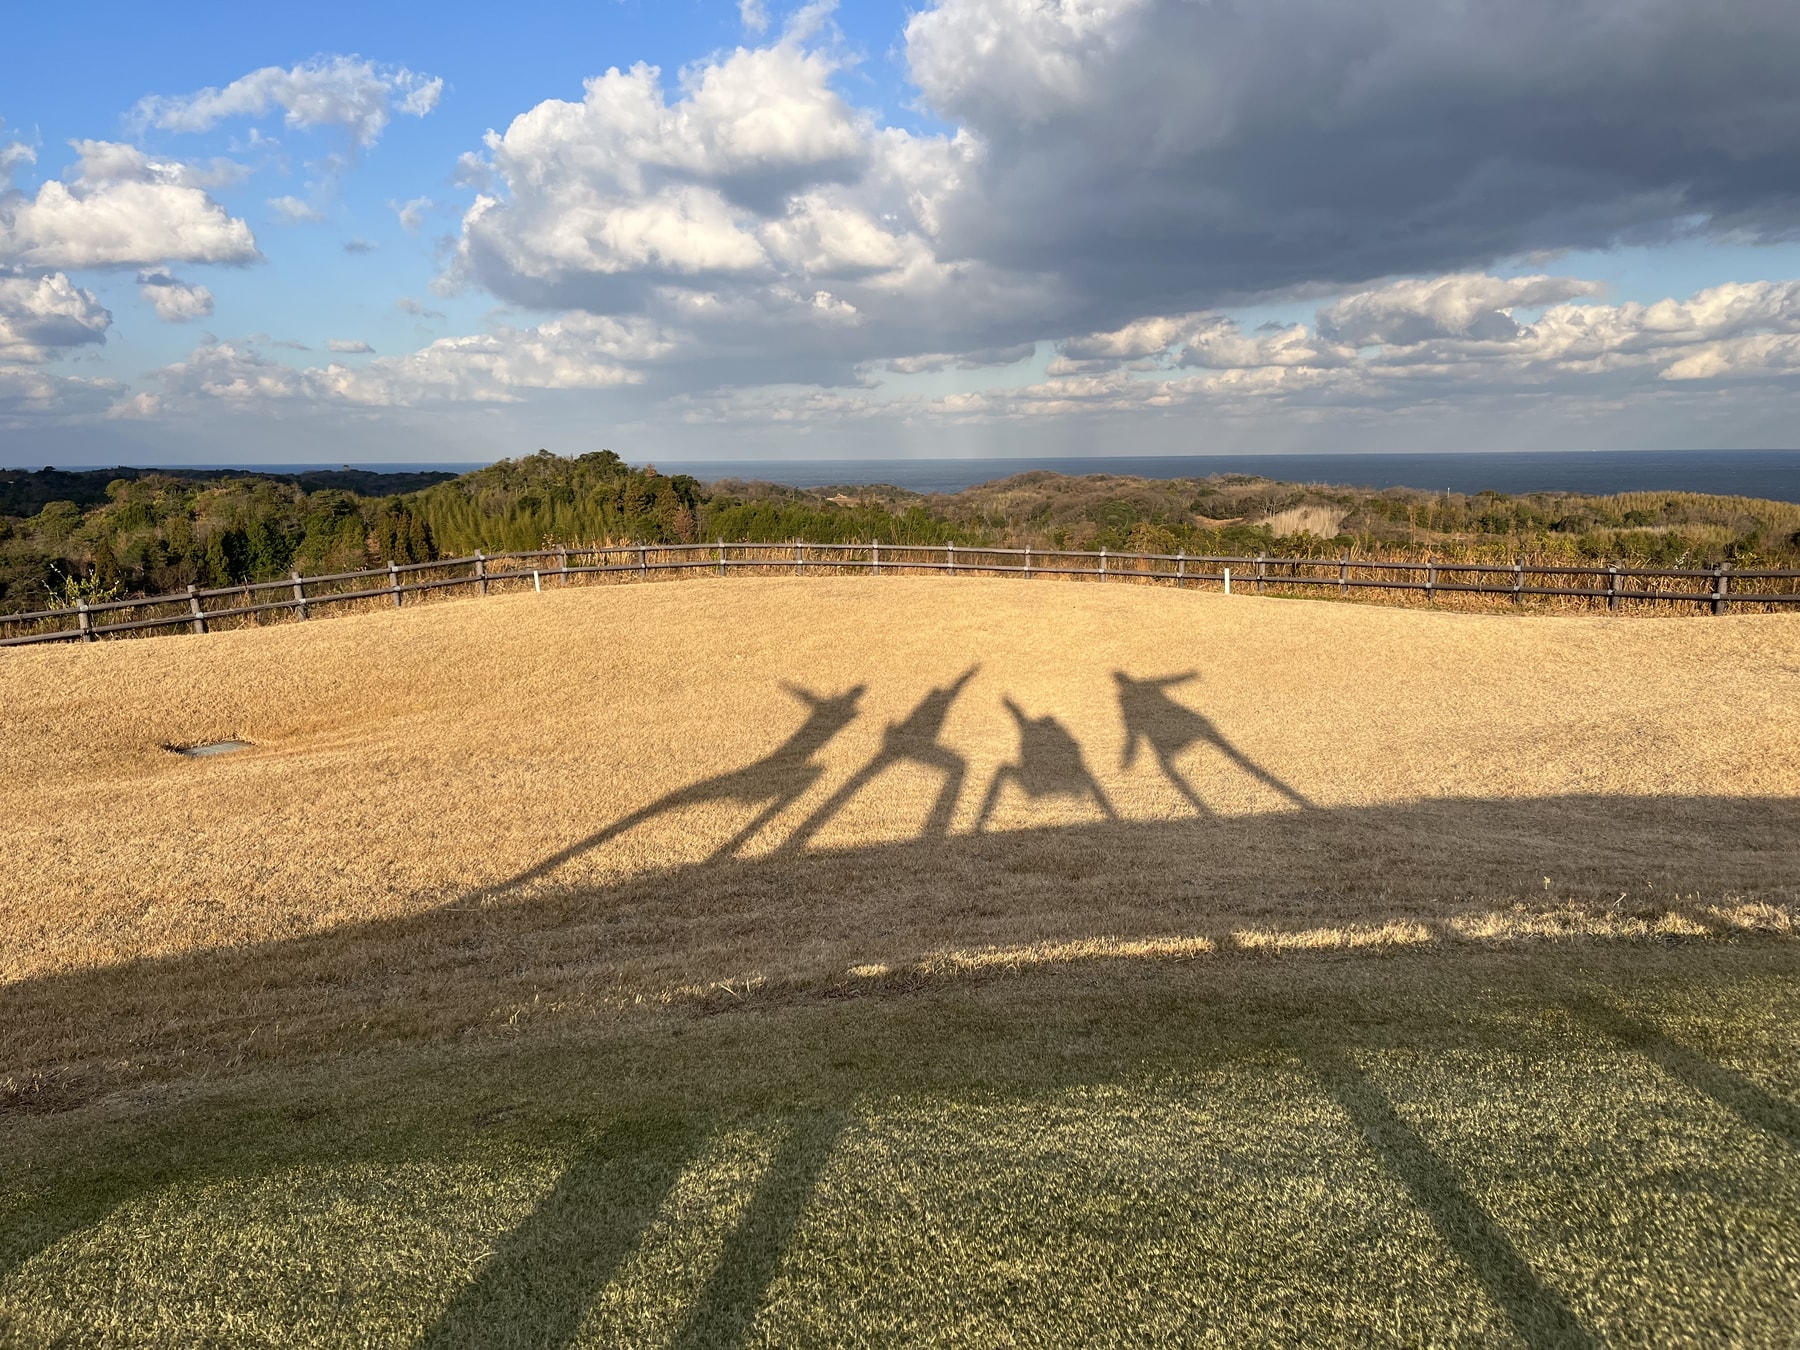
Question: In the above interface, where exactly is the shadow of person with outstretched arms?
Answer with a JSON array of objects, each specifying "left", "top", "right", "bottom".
[
  {"left": 975, "top": 696, "right": 1115, "bottom": 830},
  {"left": 1114, "top": 670, "right": 1310, "bottom": 813},
  {"left": 781, "top": 666, "right": 979, "bottom": 852},
  {"left": 472, "top": 682, "right": 868, "bottom": 899}
]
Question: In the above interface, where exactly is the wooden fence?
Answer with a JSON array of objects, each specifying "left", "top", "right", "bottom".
[{"left": 5, "top": 541, "right": 1799, "bottom": 646}]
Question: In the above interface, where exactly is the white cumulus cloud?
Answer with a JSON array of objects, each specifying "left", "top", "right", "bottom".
[
  {"left": 0, "top": 141, "right": 258, "bottom": 270},
  {"left": 0, "top": 271, "right": 113, "bottom": 360},
  {"left": 140, "top": 314, "right": 674, "bottom": 411},
  {"left": 136, "top": 270, "right": 215, "bottom": 322},
  {"left": 131, "top": 56, "right": 444, "bottom": 149},
  {"left": 1318, "top": 274, "right": 1607, "bottom": 347}
]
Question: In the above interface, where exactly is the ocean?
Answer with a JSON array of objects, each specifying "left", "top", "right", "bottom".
[
  {"left": 662, "top": 450, "right": 1800, "bottom": 501},
  {"left": 34, "top": 450, "right": 1800, "bottom": 503}
]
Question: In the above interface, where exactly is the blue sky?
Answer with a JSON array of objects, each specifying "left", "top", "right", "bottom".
[{"left": 4, "top": 0, "right": 1800, "bottom": 466}]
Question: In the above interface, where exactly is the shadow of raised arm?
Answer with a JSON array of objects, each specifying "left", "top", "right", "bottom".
[
  {"left": 781, "top": 666, "right": 979, "bottom": 852},
  {"left": 976, "top": 696, "right": 1115, "bottom": 831},
  {"left": 1114, "top": 669, "right": 1309, "bottom": 813}
]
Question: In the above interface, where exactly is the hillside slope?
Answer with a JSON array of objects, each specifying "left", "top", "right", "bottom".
[
  {"left": 4, "top": 578, "right": 1799, "bottom": 1345},
  {"left": 2, "top": 576, "right": 1796, "bottom": 1088}
]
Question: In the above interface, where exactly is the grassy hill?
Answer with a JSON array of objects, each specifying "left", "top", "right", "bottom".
[
  {"left": 2, "top": 578, "right": 1797, "bottom": 1344},
  {"left": 10, "top": 449, "right": 1800, "bottom": 617}
]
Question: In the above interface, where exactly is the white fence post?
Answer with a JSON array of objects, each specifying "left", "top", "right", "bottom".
[
  {"left": 188, "top": 584, "right": 207, "bottom": 634},
  {"left": 389, "top": 561, "right": 403, "bottom": 608},
  {"left": 291, "top": 571, "right": 308, "bottom": 619},
  {"left": 1224, "top": 567, "right": 1232, "bottom": 595}
]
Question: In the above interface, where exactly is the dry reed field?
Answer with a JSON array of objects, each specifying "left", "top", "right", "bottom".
[{"left": 3, "top": 577, "right": 1799, "bottom": 1345}]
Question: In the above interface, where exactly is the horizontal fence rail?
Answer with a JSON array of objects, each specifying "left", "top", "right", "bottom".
[{"left": 4, "top": 541, "right": 1798, "bottom": 646}]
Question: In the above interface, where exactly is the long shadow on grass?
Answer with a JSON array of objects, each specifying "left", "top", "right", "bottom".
[
  {"left": 5, "top": 795, "right": 1798, "bottom": 1117},
  {"left": 1569, "top": 996, "right": 1800, "bottom": 1146},
  {"left": 419, "top": 1115, "right": 699, "bottom": 1349},
  {"left": 1308, "top": 1046, "right": 1597, "bottom": 1348},
  {"left": 473, "top": 681, "right": 869, "bottom": 897},
  {"left": 779, "top": 667, "right": 979, "bottom": 852},
  {"left": 672, "top": 1110, "right": 847, "bottom": 1350},
  {"left": 975, "top": 696, "right": 1114, "bottom": 830},
  {"left": 1114, "top": 670, "right": 1311, "bottom": 813},
  {"left": 5, "top": 946, "right": 1799, "bottom": 1342}
]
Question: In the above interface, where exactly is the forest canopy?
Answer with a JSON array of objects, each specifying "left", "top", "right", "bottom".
[{"left": 5, "top": 450, "right": 1799, "bottom": 614}]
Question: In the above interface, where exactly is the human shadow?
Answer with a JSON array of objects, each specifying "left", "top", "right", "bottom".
[
  {"left": 1114, "top": 670, "right": 1310, "bottom": 813},
  {"left": 419, "top": 1115, "right": 699, "bottom": 1349},
  {"left": 975, "top": 697, "right": 1116, "bottom": 831},
  {"left": 672, "top": 1110, "right": 848, "bottom": 1350},
  {"left": 780, "top": 666, "right": 979, "bottom": 852},
  {"left": 1569, "top": 995, "right": 1800, "bottom": 1147},
  {"left": 1307, "top": 1046, "right": 1597, "bottom": 1348},
  {"left": 477, "top": 682, "right": 867, "bottom": 895}
]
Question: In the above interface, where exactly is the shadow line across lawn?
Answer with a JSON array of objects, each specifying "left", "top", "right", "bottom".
[{"left": 3, "top": 943, "right": 1798, "bottom": 1345}]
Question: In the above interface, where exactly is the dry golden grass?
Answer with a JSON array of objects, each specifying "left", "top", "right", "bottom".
[
  {"left": 3, "top": 576, "right": 1798, "bottom": 1100},
  {"left": 1259, "top": 503, "right": 1350, "bottom": 537}
]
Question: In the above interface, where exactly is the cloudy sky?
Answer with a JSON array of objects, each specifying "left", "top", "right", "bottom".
[{"left": 5, "top": 0, "right": 1800, "bottom": 466}]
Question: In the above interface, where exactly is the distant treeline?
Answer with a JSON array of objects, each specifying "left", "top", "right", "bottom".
[{"left": 5, "top": 450, "right": 1799, "bottom": 614}]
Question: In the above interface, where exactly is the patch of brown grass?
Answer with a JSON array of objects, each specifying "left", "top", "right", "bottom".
[{"left": 3, "top": 578, "right": 1797, "bottom": 1098}]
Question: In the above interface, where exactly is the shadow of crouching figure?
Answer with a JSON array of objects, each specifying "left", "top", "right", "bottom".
[
  {"left": 471, "top": 682, "right": 868, "bottom": 899},
  {"left": 1114, "top": 670, "right": 1310, "bottom": 814},
  {"left": 975, "top": 697, "right": 1116, "bottom": 831}
]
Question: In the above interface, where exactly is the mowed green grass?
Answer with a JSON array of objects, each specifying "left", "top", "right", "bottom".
[{"left": 4, "top": 939, "right": 1797, "bottom": 1347}]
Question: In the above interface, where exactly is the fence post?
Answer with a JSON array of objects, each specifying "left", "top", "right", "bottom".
[
  {"left": 718, "top": 539, "right": 725, "bottom": 577},
  {"left": 1224, "top": 567, "right": 1232, "bottom": 595},
  {"left": 948, "top": 543, "right": 955, "bottom": 575},
  {"left": 1425, "top": 556, "right": 1436, "bottom": 602},
  {"left": 1256, "top": 554, "right": 1266, "bottom": 594},
  {"left": 1513, "top": 558, "right": 1523, "bottom": 604},
  {"left": 1340, "top": 551, "right": 1348, "bottom": 595},
  {"left": 1607, "top": 565, "right": 1619, "bottom": 612},
  {"left": 1712, "top": 564, "right": 1729, "bottom": 615},
  {"left": 1101, "top": 548, "right": 1108, "bottom": 583},
  {"left": 873, "top": 538, "right": 881, "bottom": 574},
  {"left": 1176, "top": 551, "right": 1184, "bottom": 585},
  {"left": 559, "top": 550, "right": 569, "bottom": 586},
  {"left": 533, "top": 569, "right": 542, "bottom": 593},
  {"left": 187, "top": 584, "right": 207, "bottom": 635},
  {"left": 77, "top": 599, "right": 94, "bottom": 642},
  {"left": 640, "top": 542, "right": 648, "bottom": 579},
  {"left": 475, "top": 551, "right": 488, "bottom": 596},
  {"left": 1025, "top": 544, "right": 1032, "bottom": 579},
  {"left": 796, "top": 541, "right": 803, "bottom": 577},
  {"left": 292, "top": 571, "right": 308, "bottom": 619},
  {"left": 389, "top": 561, "right": 403, "bottom": 608}
]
